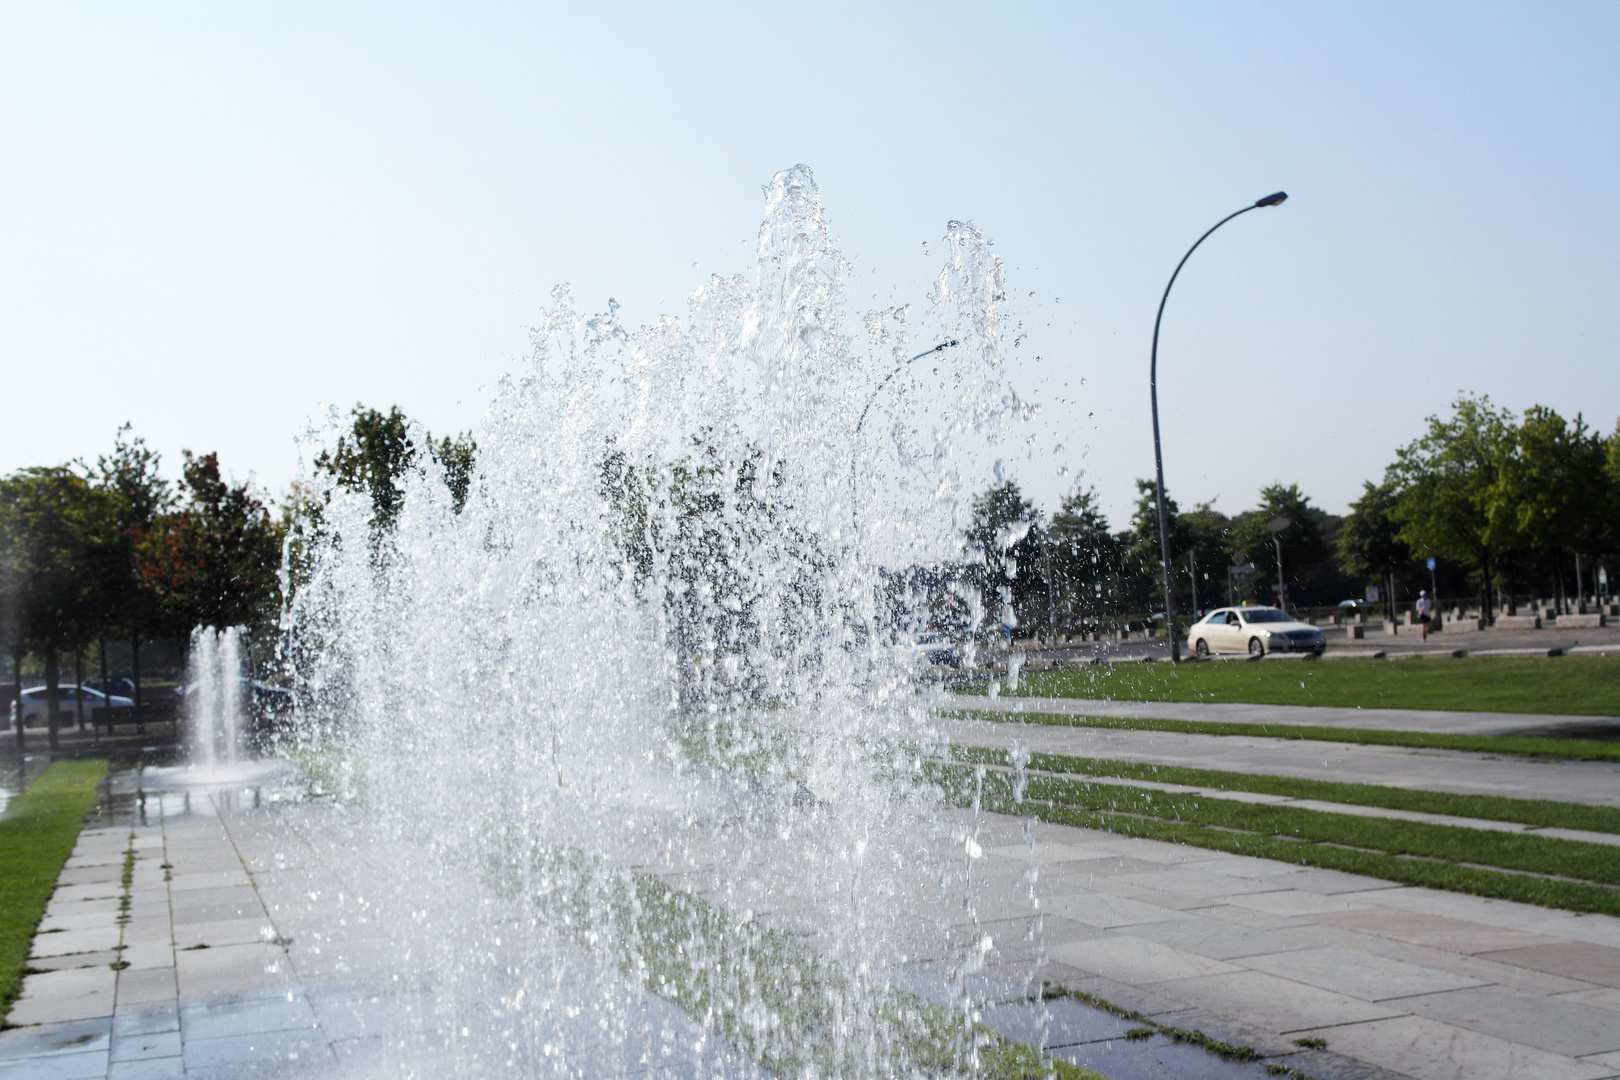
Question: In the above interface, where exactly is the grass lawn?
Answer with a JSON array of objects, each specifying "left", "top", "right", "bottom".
[
  {"left": 957, "top": 655, "right": 1620, "bottom": 715},
  {"left": 943, "top": 708, "right": 1620, "bottom": 762},
  {"left": 0, "top": 759, "right": 109, "bottom": 1023},
  {"left": 928, "top": 760, "right": 1620, "bottom": 916},
  {"left": 942, "top": 744, "right": 1620, "bottom": 834}
]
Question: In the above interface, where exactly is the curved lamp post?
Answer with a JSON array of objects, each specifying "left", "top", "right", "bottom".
[
  {"left": 1151, "top": 192, "right": 1287, "bottom": 662},
  {"left": 850, "top": 339, "right": 958, "bottom": 531},
  {"left": 1267, "top": 515, "right": 1292, "bottom": 611}
]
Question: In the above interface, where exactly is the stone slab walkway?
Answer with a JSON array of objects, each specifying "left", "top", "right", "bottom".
[
  {"left": 0, "top": 769, "right": 762, "bottom": 1080},
  {"left": 933, "top": 713, "right": 1620, "bottom": 807},
  {"left": 7, "top": 759, "right": 1620, "bottom": 1080},
  {"left": 958, "top": 694, "right": 1620, "bottom": 737},
  {"left": 952, "top": 807, "right": 1620, "bottom": 1080}
]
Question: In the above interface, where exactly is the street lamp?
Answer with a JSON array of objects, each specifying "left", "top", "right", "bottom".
[
  {"left": 1267, "top": 515, "right": 1292, "bottom": 611},
  {"left": 1150, "top": 192, "right": 1288, "bottom": 662},
  {"left": 850, "top": 339, "right": 958, "bottom": 531}
]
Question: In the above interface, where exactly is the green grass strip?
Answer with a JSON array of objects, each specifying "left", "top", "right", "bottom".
[
  {"left": 944, "top": 707, "right": 1620, "bottom": 762},
  {"left": 955, "top": 655, "right": 1620, "bottom": 715},
  {"left": 928, "top": 765, "right": 1620, "bottom": 915},
  {"left": 942, "top": 743, "right": 1620, "bottom": 834},
  {"left": 0, "top": 760, "right": 110, "bottom": 1023}
]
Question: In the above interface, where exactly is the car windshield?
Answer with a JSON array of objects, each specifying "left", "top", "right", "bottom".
[{"left": 1241, "top": 609, "right": 1292, "bottom": 623}]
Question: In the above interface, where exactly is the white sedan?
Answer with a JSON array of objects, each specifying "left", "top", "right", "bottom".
[
  {"left": 1190, "top": 606, "right": 1326, "bottom": 658},
  {"left": 16, "top": 685, "right": 135, "bottom": 727}
]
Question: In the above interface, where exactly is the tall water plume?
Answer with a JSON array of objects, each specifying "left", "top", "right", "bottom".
[
  {"left": 187, "top": 626, "right": 244, "bottom": 768},
  {"left": 284, "top": 166, "right": 1027, "bottom": 1077}
]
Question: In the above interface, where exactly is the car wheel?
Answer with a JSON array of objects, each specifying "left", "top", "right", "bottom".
[
  {"left": 1194, "top": 638, "right": 1210, "bottom": 658},
  {"left": 1248, "top": 637, "right": 1265, "bottom": 658}
]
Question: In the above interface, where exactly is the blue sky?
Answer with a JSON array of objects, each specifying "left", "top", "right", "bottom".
[{"left": 2, "top": 2, "right": 1615, "bottom": 526}]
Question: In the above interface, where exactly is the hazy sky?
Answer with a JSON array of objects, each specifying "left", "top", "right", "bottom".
[{"left": 2, "top": 3, "right": 1615, "bottom": 526}]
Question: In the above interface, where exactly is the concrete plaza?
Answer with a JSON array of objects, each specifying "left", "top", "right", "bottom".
[{"left": 3, "top": 724, "right": 1620, "bottom": 1080}]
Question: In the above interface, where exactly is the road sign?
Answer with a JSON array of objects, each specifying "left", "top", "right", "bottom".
[
  {"left": 1426, "top": 557, "right": 1436, "bottom": 571},
  {"left": 1366, "top": 585, "right": 1380, "bottom": 602}
]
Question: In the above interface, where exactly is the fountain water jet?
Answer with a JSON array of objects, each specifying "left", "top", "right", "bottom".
[
  {"left": 187, "top": 625, "right": 244, "bottom": 768},
  {"left": 284, "top": 165, "right": 1031, "bottom": 1077}
]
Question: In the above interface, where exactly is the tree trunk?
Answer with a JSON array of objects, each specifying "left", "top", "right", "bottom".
[
  {"left": 74, "top": 651, "right": 85, "bottom": 731},
  {"left": 44, "top": 648, "right": 61, "bottom": 752},
  {"left": 12, "top": 646, "right": 23, "bottom": 752},
  {"left": 132, "top": 633, "right": 145, "bottom": 735},
  {"left": 98, "top": 639, "right": 109, "bottom": 743}
]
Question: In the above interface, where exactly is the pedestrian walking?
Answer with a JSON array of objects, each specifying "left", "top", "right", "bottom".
[{"left": 1416, "top": 589, "right": 1434, "bottom": 640}]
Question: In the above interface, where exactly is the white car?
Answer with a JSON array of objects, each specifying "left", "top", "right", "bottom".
[
  {"left": 1190, "top": 606, "right": 1326, "bottom": 658},
  {"left": 17, "top": 684, "right": 135, "bottom": 726}
]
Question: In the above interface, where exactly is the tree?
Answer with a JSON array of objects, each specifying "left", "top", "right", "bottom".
[
  {"left": 0, "top": 468, "right": 115, "bottom": 748},
  {"left": 92, "top": 426, "right": 174, "bottom": 688},
  {"left": 1487, "top": 407, "right": 1610, "bottom": 614},
  {"left": 1339, "top": 481, "right": 1410, "bottom": 620},
  {"left": 1120, "top": 479, "right": 1197, "bottom": 615},
  {"left": 962, "top": 479, "right": 1045, "bottom": 638},
  {"left": 315, "top": 404, "right": 478, "bottom": 533},
  {"left": 1388, "top": 395, "right": 1515, "bottom": 616},
  {"left": 1228, "top": 484, "right": 1328, "bottom": 611},
  {"left": 141, "top": 453, "right": 283, "bottom": 636},
  {"left": 1045, "top": 486, "right": 1122, "bottom": 627}
]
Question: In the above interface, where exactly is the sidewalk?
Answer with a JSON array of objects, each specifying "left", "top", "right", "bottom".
[
  {"left": 6, "top": 761, "right": 1620, "bottom": 1080},
  {"left": 959, "top": 694, "right": 1620, "bottom": 737},
  {"left": 933, "top": 713, "right": 1620, "bottom": 807}
]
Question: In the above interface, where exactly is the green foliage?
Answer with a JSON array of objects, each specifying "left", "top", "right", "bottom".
[
  {"left": 0, "top": 759, "right": 109, "bottom": 1022},
  {"left": 963, "top": 478, "right": 1048, "bottom": 635},
  {"left": 140, "top": 452, "right": 284, "bottom": 635},
  {"left": 1045, "top": 486, "right": 1124, "bottom": 625},
  {"left": 0, "top": 468, "right": 116, "bottom": 657},
  {"left": 1228, "top": 483, "right": 1329, "bottom": 607},
  {"left": 1338, "top": 480, "right": 1409, "bottom": 617},
  {"left": 313, "top": 404, "right": 478, "bottom": 533},
  {"left": 1488, "top": 407, "right": 1610, "bottom": 561}
]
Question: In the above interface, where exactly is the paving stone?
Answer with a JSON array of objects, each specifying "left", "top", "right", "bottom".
[
  {"left": 119, "top": 940, "right": 172, "bottom": 971},
  {"left": 182, "top": 1027, "right": 339, "bottom": 1073},
  {"left": 0, "top": 1048, "right": 109, "bottom": 1079},
  {"left": 1318, "top": 1015, "right": 1614, "bottom": 1080},
  {"left": 31, "top": 926, "right": 123, "bottom": 959},
  {"left": 1308, "top": 908, "right": 1567, "bottom": 955},
  {"left": 47, "top": 883, "right": 125, "bottom": 905},
  {"left": 1555, "top": 986, "right": 1620, "bottom": 1014},
  {"left": 1162, "top": 969, "right": 1404, "bottom": 1033},
  {"left": 1239, "top": 944, "right": 1486, "bottom": 1001},
  {"left": 167, "top": 870, "right": 253, "bottom": 892},
  {"left": 1124, "top": 916, "right": 1331, "bottom": 961},
  {"left": 110, "top": 1027, "right": 182, "bottom": 1061},
  {"left": 113, "top": 966, "right": 178, "bottom": 1007},
  {"left": 182, "top": 993, "right": 319, "bottom": 1041},
  {"left": 1041, "top": 893, "right": 1184, "bottom": 929},
  {"left": 1223, "top": 889, "right": 1375, "bottom": 918},
  {"left": 106, "top": 1056, "right": 185, "bottom": 1080},
  {"left": 1050, "top": 934, "right": 1242, "bottom": 984},
  {"left": 0, "top": 1018, "right": 111, "bottom": 1060},
  {"left": 43, "top": 898, "right": 121, "bottom": 923},
  {"left": 28, "top": 950, "right": 123, "bottom": 973},
  {"left": 55, "top": 866, "right": 124, "bottom": 887},
  {"left": 171, "top": 917, "right": 278, "bottom": 950},
  {"left": 978, "top": 996, "right": 1138, "bottom": 1048},
  {"left": 118, "top": 919, "right": 173, "bottom": 945},
  {"left": 112, "top": 1004, "right": 180, "bottom": 1037},
  {"left": 9, "top": 966, "right": 119, "bottom": 1025},
  {"left": 1478, "top": 942, "right": 1620, "bottom": 989},
  {"left": 1394, "top": 984, "right": 1620, "bottom": 1057}
]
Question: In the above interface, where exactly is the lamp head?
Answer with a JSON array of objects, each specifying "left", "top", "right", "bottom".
[
  {"left": 1266, "top": 516, "right": 1293, "bottom": 534},
  {"left": 1254, "top": 191, "right": 1288, "bottom": 208}
]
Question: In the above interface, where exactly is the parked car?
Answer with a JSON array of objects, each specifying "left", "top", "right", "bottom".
[
  {"left": 1189, "top": 606, "right": 1326, "bottom": 658},
  {"left": 17, "top": 684, "right": 135, "bottom": 727},
  {"left": 907, "top": 632, "right": 961, "bottom": 668}
]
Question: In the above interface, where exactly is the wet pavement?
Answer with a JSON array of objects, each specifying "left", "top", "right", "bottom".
[{"left": 5, "top": 757, "right": 1620, "bottom": 1079}]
